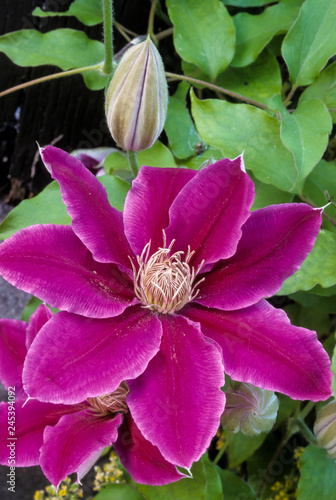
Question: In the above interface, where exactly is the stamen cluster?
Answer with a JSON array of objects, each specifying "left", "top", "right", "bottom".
[
  {"left": 131, "top": 234, "right": 204, "bottom": 314},
  {"left": 87, "top": 382, "right": 129, "bottom": 416}
]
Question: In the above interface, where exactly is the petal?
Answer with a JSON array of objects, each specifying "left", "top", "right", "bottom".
[
  {"left": 26, "top": 304, "right": 53, "bottom": 350},
  {"left": 114, "top": 412, "right": 184, "bottom": 485},
  {"left": 40, "top": 411, "right": 123, "bottom": 487},
  {"left": 23, "top": 306, "right": 162, "bottom": 404},
  {"left": 124, "top": 166, "right": 196, "bottom": 256},
  {"left": 165, "top": 156, "right": 255, "bottom": 268},
  {"left": 0, "top": 224, "right": 135, "bottom": 318},
  {"left": 127, "top": 314, "right": 225, "bottom": 469},
  {"left": 0, "top": 319, "right": 26, "bottom": 392},
  {"left": 196, "top": 203, "right": 322, "bottom": 310},
  {"left": 183, "top": 301, "right": 332, "bottom": 401},
  {"left": 41, "top": 145, "right": 133, "bottom": 272},
  {"left": 0, "top": 399, "right": 75, "bottom": 467}
]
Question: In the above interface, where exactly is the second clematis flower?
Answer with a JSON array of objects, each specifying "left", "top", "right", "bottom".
[
  {"left": 0, "top": 305, "right": 184, "bottom": 487},
  {"left": 0, "top": 146, "right": 332, "bottom": 470}
]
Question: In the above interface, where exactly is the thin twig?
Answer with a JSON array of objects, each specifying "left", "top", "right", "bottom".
[
  {"left": 165, "top": 71, "right": 270, "bottom": 111},
  {"left": 299, "top": 193, "right": 336, "bottom": 227},
  {"left": 0, "top": 64, "right": 102, "bottom": 99}
]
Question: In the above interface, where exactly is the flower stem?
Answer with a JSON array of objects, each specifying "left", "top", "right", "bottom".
[
  {"left": 213, "top": 432, "right": 231, "bottom": 465},
  {"left": 165, "top": 71, "right": 270, "bottom": 112},
  {"left": 127, "top": 150, "right": 139, "bottom": 177},
  {"left": 295, "top": 418, "right": 318, "bottom": 446},
  {"left": 300, "top": 401, "right": 316, "bottom": 420},
  {"left": 148, "top": 0, "right": 157, "bottom": 41},
  {"left": 102, "top": 0, "right": 114, "bottom": 75},
  {"left": 284, "top": 85, "right": 297, "bottom": 107},
  {"left": 0, "top": 64, "right": 102, "bottom": 99}
]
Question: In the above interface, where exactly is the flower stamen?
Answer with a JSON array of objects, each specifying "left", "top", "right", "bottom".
[
  {"left": 86, "top": 382, "right": 129, "bottom": 416},
  {"left": 132, "top": 232, "right": 205, "bottom": 314}
]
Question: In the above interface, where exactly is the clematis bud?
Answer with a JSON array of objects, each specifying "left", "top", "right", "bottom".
[
  {"left": 105, "top": 37, "right": 168, "bottom": 152},
  {"left": 221, "top": 382, "right": 279, "bottom": 436},
  {"left": 314, "top": 399, "right": 336, "bottom": 458}
]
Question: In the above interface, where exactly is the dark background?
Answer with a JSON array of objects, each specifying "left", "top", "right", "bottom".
[{"left": 0, "top": 0, "right": 155, "bottom": 203}]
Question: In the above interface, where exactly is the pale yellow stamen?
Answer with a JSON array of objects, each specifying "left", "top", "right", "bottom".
[
  {"left": 131, "top": 232, "right": 204, "bottom": 314},
  {"left": 87, "top": 382, "right": 129, "bottom": 416}
]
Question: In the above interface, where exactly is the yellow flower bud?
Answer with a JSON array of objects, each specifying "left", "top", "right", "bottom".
[
  {"left": 105, "top": 37, "right": 168, "bottom": 152},
  {"left": 314, "top": 399, "right": 336, "bottom": 458},
  {"left": 221, "top": 382, "right": 279, "bottom": 436}
]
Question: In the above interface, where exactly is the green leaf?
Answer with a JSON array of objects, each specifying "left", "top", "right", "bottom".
[
  {"left": 190, "top": 92, "right": 298, "bottom": 192},
  {"left": 133, "top": 458, "right": 207, "bottom": 500},
  {"left": 250, "top": 173, "right": 293, "bottom": 211},
  {"left": 279, "top": 230, "right": 336, "bottom": 295},
  {"left": 165, "top": 82, "right": 201, "bottom": 159},
  {"left": 33, "top": 0, "right": 103, "bottom": 26},
  {"left": 180, "top": 147, "right": 224, "bottom": 170},
  {"left": 302, "top": 159, "right": 336, "bottom": 233},
  {"left": 0, "top": 181, "right": 70, "bottom": 240},
  {"left": 290, "top": 291, "right": 336, "bottom": 314},
  {"left": 0, "top": 174, "right": 129, "bottom": 241},
  {"left": 183, "top": 49, "right": 282, "bottom": 106},
  {"left": 332, "top": 344, "right": 336, "bottom": 397},
  {"left": 105, "top": 142, "right": 177, "bottom": 174},
  {"left": 228, "top": 432, "right": 266, "bottom": 468},
  {"left": 276, "top": 98, "right": 332, "bottom": 190},
  {"left": 82, "top": 68, "right": 108, "bottom": 91},
  {"left": 98, "top": 175, "right": 130, "bottom": 211},
  {"left": 166, "top": 0, "right": 235, "bottom": 80},
  {"left": 231, "top": 0, "right": 303, "bottom": 67},
  {"left": 310, "top": 284, "right": 336, "bottom": 297},
  {"left": 203, "top": 454, "right": 223, "bottom": 500},
  {"left": 21, "top": 296, "right": 58, "bottom": 322},
  {"left": 282, "top": 0, "right": 336, "bottom": 86},
  {"left": 0, "top": 29, "right": 104, "bottom": 70},
  {"left": 21, "top": 297, "right": 43, "bottom": 322},
  {"left": 217, "top": 49, "right": 282, "bottom": 106},
  {"left": 216, "top": 469, "right": 256, "bottom": 500},
  {"left": 300, "top": 62, "right": 336, "bottom": 123},
  {"left": 94, "top": 483, "right": 144, "bottom": 500},
  {"left": 297, "top": 445, "right": 336, "bottom": 499}
]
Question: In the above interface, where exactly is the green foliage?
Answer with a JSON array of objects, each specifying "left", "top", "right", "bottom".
[
  {"left": 282, "top": 0, "right": 336, "bottom": 86},
  {"left": 251, "top": 174, "right": 293, "bottom": 210},
  {"left": 297, "top": 445, "right": 336, "bottom": 499},
  {"left": 0, "top": 29, "right": 106, "bottom": 89},
  {"left": 165, "top": 82, "right": 201, "bottom": 159},
  {"left": 104, "top": 142, "right": 177, "bottom": 175},
  {"left": 0, "top": 175, "right": 129, "bottom": 240},
  {"left": 228, "top": 432, "right": 266, "bottom": 468},
  {"left": 166, "top": 0, "right": 235, "bottom": 80},
  {"left": 96, "top": 455, "right": 223, "bottom": 500},
  {"left": 279, "top": 230, "right": 336, "bottom": 295},
  {"left": 216, "top": 469, "right": 256, "bottom": 499},
  {"left": 302, "top": 159, "right": 336, "bottom": 233},
  {"left": 300, "top": 62, "right": 336, "bottom": 123},
  {"left": 216, "top": 49, "right": 282, "bottom": 105},
  {"left": 191, "top": 92, "right": 298, "bottom": 192},
  {"left": 33, "top": 0, "right": 103, "bottom": 26},
  {"left": 94, "top": 483, "right": 143, "bottom": 500},
  {"left": 332, "top": 344, "right": 336, "bottom": 397},
  {"left": 0, "top": 181, "right": 70, "bottom": 241},
  {"left": 273, "top": 97, "right": 332, "bottom": 190},
  {"left": 0, "top": 29, "right": 103, "bottom": 69},
  {"left": 231, "top": 0, "right": 303, "bottom": 67}
]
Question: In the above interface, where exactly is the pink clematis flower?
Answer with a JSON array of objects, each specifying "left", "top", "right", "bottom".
[
  {"left": 0, "top": 146, "right": 332, "bottom": 470},
  {"left": 0, "top": 305, "right": 184, "bottom": 487}
]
